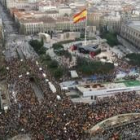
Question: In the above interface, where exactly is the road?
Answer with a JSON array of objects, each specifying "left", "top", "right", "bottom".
[
  {"left": 0, "top": 3, "right": 44, "bottom": 107},
  {"left": 31, "top": 81, "right": 44, "bottom": 104},
  {"left": 0, "top": 2, "right": 18, "bottom": 39},
  {"left": 0, "top": 2, "right": 38, "bottom": 61}
]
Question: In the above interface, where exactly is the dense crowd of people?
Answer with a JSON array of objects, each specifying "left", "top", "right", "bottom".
[{"left": 0, "top": 58, "right": 140, "bottom": 140}]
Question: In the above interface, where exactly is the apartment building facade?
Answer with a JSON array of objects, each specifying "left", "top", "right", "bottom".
[
  {"left": 19, "top": 17, "right": 85, "bottom": 35},
  {"left": 120, "top": 20, "right": 140, "bottom": 49}
]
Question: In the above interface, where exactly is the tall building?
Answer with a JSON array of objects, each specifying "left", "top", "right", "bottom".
[
  {"left": 100, "top": 12, "right": 121, "bottom": 33},
  {"left": 120, "top": 20, "right": 140, "bottom": 49},
  {"left": 88, "top": 11, "right": 103, "bottom": 29},
  {"left": 56, "top": 0, "right": 69, "bottom": 4},
  {"left": 1, "top": 0, "right": 39, "bottom": 9}
]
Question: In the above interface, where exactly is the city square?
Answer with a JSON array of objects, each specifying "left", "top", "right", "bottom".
[{"left": 0, "top": 0, "right": 140, "bottom": 140}]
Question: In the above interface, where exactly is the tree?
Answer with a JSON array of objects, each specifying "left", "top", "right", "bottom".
[
  {"left": 45, "top": 54, "right": 51, "bottom": 61},
  {"left": 52, "top": 43, "right": 64, "bottom": 50},
  {"left": 76, "top": 57, "right": 114, "bottom": 75},
  {"left": 29, "top": 39, "right": 46, "bottom": 55},
  {"left": 48, "top": 60, "right": 58, "bottom": 69},
  {"left": 0, "top": 66, "right": 6, "bottom": 78},
  {"left": 39, "top": 47, "right": 46, "bottom": 55},
  {"left": 125, "top": 53, "right": 140, "bottom": 66},
  {"left": 29, "top": 40, "right": 42, "bottom": 51},
  {"left": 53, "top": 67, "right": 64, "bottom": 78},
  {"left": 55, "top": 50, "right": 72, "bottom": 61},
  {"left": 100, "top": 31, "right": 119, "bottom": 47},
  {"left": 80, "top": 33, "right": 85, "bottom": 39},
  {"left": 40, "top": 54, "right": 51, "bottom": 64},
  {"left": 41, "top": 37, "right": 44, "bottom": 46}
]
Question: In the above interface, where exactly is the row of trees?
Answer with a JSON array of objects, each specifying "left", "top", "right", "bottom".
[
  {"left": 0, "top": 66, "right": 6, "bottom": 80},
  {"left": 52, "top": 43, "right": 64, "bottom": 50},
  {"left": 100, "top": 28, "right": 119, "bottom": 47},
  {"left": 52, "top": 43, "right": 114, "bottom": 76},
  {"left": 76, "top": 57, "right": 114, "bottom": 75},
  {"left": 29, "top": 38, "right": 115, "bottom": 79},
  {"left": 40, "top": 54, "right": 64, "bottom": 79},
  {"left": 53, "top": 43, "right": 72, "bottom": 61},
  {"left": 125, "top": 53, "right": 140, "bottom": 66},
  {"left": 29, "top": 40, "right": 65, "bottom": 79},
  {"left": 29, "top": 39, "right": 46, "bottom": 55}
]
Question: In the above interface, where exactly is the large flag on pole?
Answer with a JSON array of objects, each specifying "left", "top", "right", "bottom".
[{"left": 73, "top": 9, "right": 87, "bottom": 23}]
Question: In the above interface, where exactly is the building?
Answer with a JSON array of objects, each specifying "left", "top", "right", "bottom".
[
  {"left": 57, "top": 32, "right": 80, "bottom": 41},
  {"left": 19, "top": 17, "right": 56, "bottom": 34},
  {"left": 13, "top": 9, "right": 85, "bottom": 34},
  {"left": 60, "top": 79, "right": 140, "bottom": 99},
  {"left": 18, "top": 16, "right": 85, "bottom": 35},
  {"left": 76, "top": 80, "right": 140, "bottom": 97},
  {"left": 58, "top": 6, "right": 72, "bottom": 16},
  {"left": 56, "top": 17, "right": 85, "bottom": 32},
  {"left": 88, "top": 11, "right": 103, "bottom": 29},
  {"left": 120, "top": 20, "right": 140, "bottom": 49},
  {"left": 0, "top": 84, "right": 10, "bottom": 112},
  {"left": 71, "top": 43, "right": 101, "bottom": 57},
  {"left": 1, "top": 0, "right": 38, "bottom": 9},
  {"left": 39, "top": 33, "right": 51, "bottom": 43},
  {"left": 100, "top": 12, "right": 121, "bottom": 33},
  {"left": 56, "top": 0, "right": 69, "bottom": 4},
  {"left": 38, "top": 1, "right": 57, "bottom": 12}
]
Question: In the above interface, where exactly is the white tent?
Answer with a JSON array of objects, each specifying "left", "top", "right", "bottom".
[
  {"left": 114, "top": 63, "right": 118, "bottom": 66},
  {"left": 48, "top": 82, "right": 56, "bottom": 93},
  {"left": 70, "top": 70, "right": 78, "bottom": 78},
  {"left": 116, "top": 73, "right": 126, "bottom": 79},
  {"left": 56, "top": 95, "right": 61, "bottom": 100},
  {"left": 100, "top": 59, "right": 106, "bottom": 63}
]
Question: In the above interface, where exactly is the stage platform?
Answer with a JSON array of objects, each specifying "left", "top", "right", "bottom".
[{"left": 76, "top": 80, "right": 140, "bottom": 97}]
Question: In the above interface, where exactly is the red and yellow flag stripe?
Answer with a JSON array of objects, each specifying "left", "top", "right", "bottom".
[{"left": 73, "top": 9, "right": 87, "bottom": 23}]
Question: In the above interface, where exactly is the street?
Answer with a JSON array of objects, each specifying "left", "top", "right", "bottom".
[{"left": 0, "top": 2, "right": 38, "bottom": 61}]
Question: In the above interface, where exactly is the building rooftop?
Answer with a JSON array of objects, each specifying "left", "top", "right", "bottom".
[
  {"left": 77, "top": 80, "right": 140, "bottom": 92},
  {"left": 20, "top": 16, "right": 55, "bottom": 24},
  {"left": 70, "top": 70, "right": 79, "bottom": 78},
  {"left": 128, "top": 21, "right": 140, "bottom": 32},
  {"left": 76, "top": 80, "right": 140, "bottom": 97}
]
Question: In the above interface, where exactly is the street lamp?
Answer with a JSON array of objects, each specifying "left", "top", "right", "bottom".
[
  {"left": 42, "top": 73, "right": 46, "bottom": 78},
  {"left": 26, "top": 72, "right": 30, "bottom": 75},
  {"left": 6, "top": 67, "right": 9, "bottom": 70}
]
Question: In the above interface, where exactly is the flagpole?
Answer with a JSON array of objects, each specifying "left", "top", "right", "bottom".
[
  {"left": 73, "top": 9, "right": 87, "bottom": 45},
  {"left": 84, "top": 8, "right": 87, "bottom": 45},
  {"left": 84, "top": 15, "right": 87, "bottom": 45}
]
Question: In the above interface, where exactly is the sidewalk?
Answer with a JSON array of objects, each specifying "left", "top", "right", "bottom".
[{"left": 89, "top": 113, "right": 140, "bottom": 134}]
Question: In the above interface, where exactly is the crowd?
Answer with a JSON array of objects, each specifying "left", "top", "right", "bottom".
[
  {"left": 0, "top": 59, "right": 140, "bottom": 140},
  {"left": 115, "top": 59, "right": 138, "bottom": 75}
]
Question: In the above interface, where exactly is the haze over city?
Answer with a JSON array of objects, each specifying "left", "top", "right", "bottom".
[{"left": 0, "top": 0, "right": 140, "bottom": 140}]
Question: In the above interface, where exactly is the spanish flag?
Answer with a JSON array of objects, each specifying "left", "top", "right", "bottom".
[{"left": 73, "top": 9, "right": 87, "bottom": 23}]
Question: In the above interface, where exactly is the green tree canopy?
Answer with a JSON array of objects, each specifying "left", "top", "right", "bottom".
[
  {"left": 48, "top": 60, "right": 58, "bottom": 69},
  {"left": 54, "top": 50, "right": 72, "bottom": 61},
  {"left": 125, "top": 53, "right": 140, "bottom": 66},
  {"left": 53, "top": 67, "right": 64, "bottom": 79},
  {"left": 52, "top": 43, "right": 64, "bottom": 50},
  {"left": 76, "top": 57, "right": 114, "bottom": 75},
  {"left": 100, "top": 30, "right": 119, "bottom": 47},
  {"left": 29, "top": 39, "right": 46, "bottom": 55}
]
